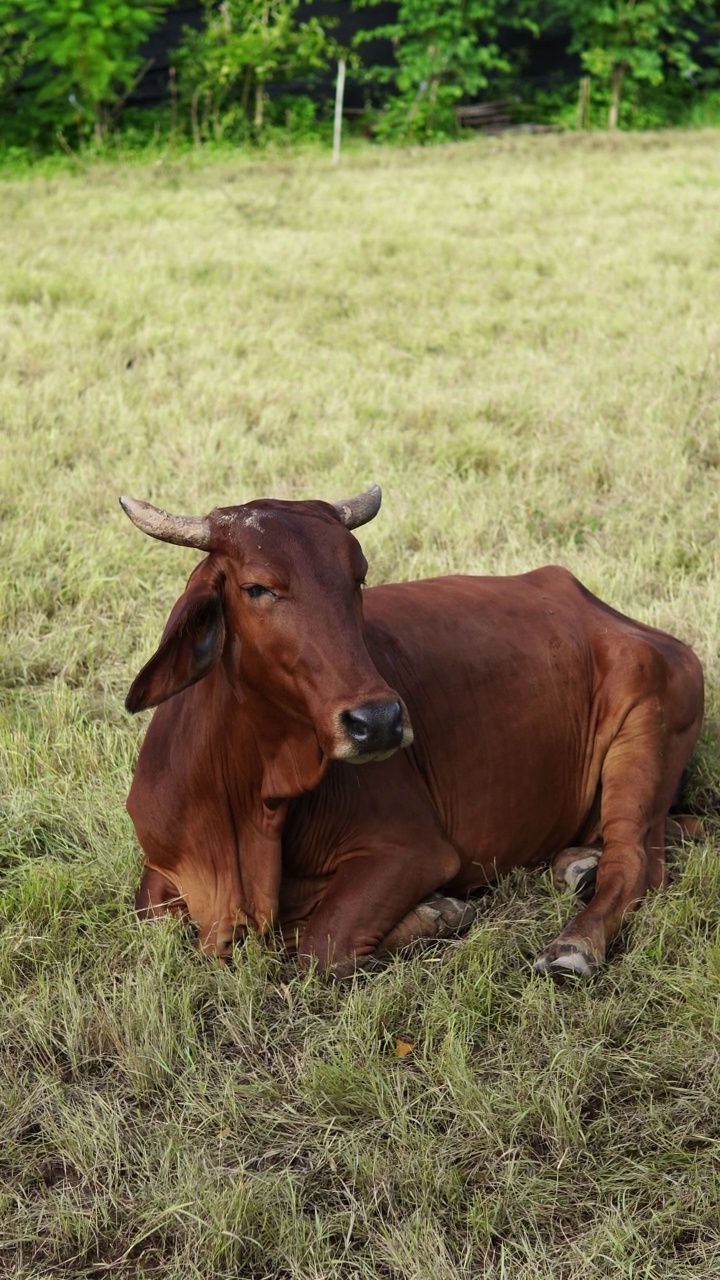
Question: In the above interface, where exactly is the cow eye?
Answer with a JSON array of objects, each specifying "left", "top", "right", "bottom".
[{"left": 244, "top": 584, "right": 276, "bottom": 600}]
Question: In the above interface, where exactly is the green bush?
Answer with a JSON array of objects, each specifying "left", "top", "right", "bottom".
[
  {"left": 517, "top": 64, "right": 720, "bottom": 133},
  {"left": 559, "top": 0, "right": 720, "bottom": 129},
  {"left": 174, "top": 0, "right": 338, "bottom": 143},
  {"left": 1, "top": 0, "right": 720, "bottom": 155},
  {"left": 353, "top": 0, "right": 527, "bottom": 142},
  {"left": 351, "top": 0, "right": 720, "bottom": 139},
  {"left": 0, "top": 0, "right": 172, "bottom": 147}
]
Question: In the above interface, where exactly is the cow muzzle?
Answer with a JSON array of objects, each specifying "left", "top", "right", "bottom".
[{"left": 335, "top": 698, "right": 413, "bottom": 761}]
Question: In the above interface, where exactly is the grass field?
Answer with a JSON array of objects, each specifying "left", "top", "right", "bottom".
[{"left": 2, "top": 129, "right": 720, "bottom": 1279}]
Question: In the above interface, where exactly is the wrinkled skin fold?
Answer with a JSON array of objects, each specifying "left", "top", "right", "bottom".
[{"left": 123, "top": 490, "right": 704, "bottom": 979}]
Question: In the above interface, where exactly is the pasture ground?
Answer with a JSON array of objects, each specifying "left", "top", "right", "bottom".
[{"left": 2, "top": 130, "right": 720, "bottom": 1278}]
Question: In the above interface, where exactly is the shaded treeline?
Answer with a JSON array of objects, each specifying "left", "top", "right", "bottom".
[{"left": 1, "top": 3, "right": 720, "bottom": 165}]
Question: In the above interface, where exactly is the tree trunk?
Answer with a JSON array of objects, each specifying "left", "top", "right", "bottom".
[
  {"left": 169, "top": 65, "right": 178, "bottom": 144},
  {"left": 609, "top": 64, "right": 624, "bottom": 130},
  {"left": 577, "top": 75, "right": 591, "bottom": 130},
  {"left": 241, "top": 67, "right": 252, "bottom": 121},
  {"left": 254, "top": 82, "right": 264, "bottom": 129},
  {"left": 201, "top": 91, "right": 211, "bottom": 140}
]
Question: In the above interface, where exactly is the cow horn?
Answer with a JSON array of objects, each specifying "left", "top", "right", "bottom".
[
  {"left": 119, "top": 496, "right": 212, "bottom": 551},
  {"left": 332, "top": 484, "right": 382, "bottom": 530}
]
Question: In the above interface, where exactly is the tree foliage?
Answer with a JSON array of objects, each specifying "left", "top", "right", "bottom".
[
  {"left": 560, "top": 0, "right": 716, "bottom": 127},
  {"left": 0, "top": 4, "right": 35, "bottom": 101},
  {"left": 0, "top": 0, "right": 719, "bottom": 151},
  {"left": 176, "top": 0, "right": 337, "bottom": 140},
  {"left": 0, "top": 0, "right": 172, "bottom": 144},
  {"left": 354, "top": 0, "right": 528, "bottom": 140}
]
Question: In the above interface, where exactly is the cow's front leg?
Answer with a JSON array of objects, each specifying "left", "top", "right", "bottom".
[{"left": 297, "top": 842, "right": 461, "bottom": 978}]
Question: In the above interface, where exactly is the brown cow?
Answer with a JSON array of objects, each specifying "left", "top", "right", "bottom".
[{"left": 121, "top": 486, "right": 704, "bottom": 979}]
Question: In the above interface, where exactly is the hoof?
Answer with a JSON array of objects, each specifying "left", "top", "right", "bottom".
[
  {"left": 376, "top": 895, "right": 478, "bottom": 961},
  {"left": 428, "top": 895, "right": 477, "bottom": 937},
  {"left": 551, "top": 848, "right": 601, "bottom": 900},
  {"left": 327, "top": 955, "right": 387, "bottom": 981},
  {"left": 665, "top": 815, "right": 704, "bottom": 847},
  {"left": 533, "top": 940, "right": 600, "bottom": 980}
]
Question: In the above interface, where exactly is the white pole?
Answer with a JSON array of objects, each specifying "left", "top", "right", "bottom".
[{"left": 333, "top": 59, "right": 346, "bottom": 165}]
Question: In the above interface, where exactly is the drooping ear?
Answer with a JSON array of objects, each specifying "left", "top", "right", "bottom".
[
  {"left": 135, "top": 866, "right": 189, "bottom": 921},
  {"left": 126, "top": 572, "right": 226, "bottom": 713}
]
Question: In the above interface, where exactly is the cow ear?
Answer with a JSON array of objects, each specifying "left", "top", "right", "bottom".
[
  {"left": 126, "top": 583, "right": 226, "bottom": 713},
  {"left": 135, "top": 866, "right": 189, "bottom": 921}
]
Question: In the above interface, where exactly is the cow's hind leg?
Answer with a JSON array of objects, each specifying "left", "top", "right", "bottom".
[{"left": 535, "top": 686, "right": 702, "bottom": 979}]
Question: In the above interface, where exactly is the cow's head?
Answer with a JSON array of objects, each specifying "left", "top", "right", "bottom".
[{"left": 121, "top": 486, "right": 413, "bottom": 769}]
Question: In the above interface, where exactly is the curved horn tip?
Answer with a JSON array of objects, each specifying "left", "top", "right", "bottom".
[
  {"left": 119, "top": 495, "right": 165, "bottom": 527},
  {"left": 119, "top": 494, "right": 156, "bottom": 518},
  {"left": 333, "top": 483, "right": 383, "bottom": 530},
  {"left": 118, "top": 494, "right": 212, "bottom": 551}
]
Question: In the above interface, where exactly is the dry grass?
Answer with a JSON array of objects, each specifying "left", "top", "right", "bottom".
[{"left": 2, "top": 129, "right": 720, "bottom": 1278}]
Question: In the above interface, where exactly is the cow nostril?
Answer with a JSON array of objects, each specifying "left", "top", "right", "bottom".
[
  {"left": 341, "top": 700, "right": 404, "bottom": 752},
  {"left": 342, "top": 707, "right": 372, "bottom": 742},
  {"left": 383, "top": 701, "right": 404, "bottom": 744}
]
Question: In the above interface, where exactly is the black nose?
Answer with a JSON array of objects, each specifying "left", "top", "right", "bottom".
[{"left": 341, "top": 700, "right": 405, "bottom": 754}]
